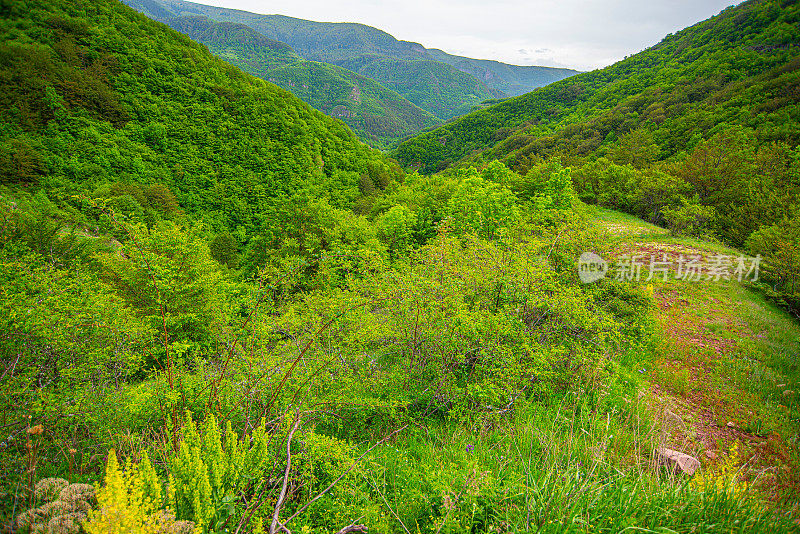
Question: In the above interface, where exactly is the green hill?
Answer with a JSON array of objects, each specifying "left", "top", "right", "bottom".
[
  {"left": 124, "top": 9, "right": 442, "bottom": 146},
  {"left": 263, "top": 60, "right": 442, "bottom": 146},
  {"left": 343, "top": 56, "right": 495, "bottom": 120},
  {"left": 0, "top": 0, "right": 401, "bottom": 236},
  {"left": 166, "top": 14, "right": 302, "bottom": 72},
  {"left": 124, "top": 0, "right": 578, "bottom": 112}
]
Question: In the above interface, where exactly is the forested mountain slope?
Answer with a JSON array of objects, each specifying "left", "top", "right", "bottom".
[
  {"left": 345, "top": 57, "right": 496, "bottom": 120},
  {"left": 127, "top": 10, "right": 442, "bottom": 146},
  {"left": 166, "top": 14, "right": 302, "bottom": 72},
  {"left": 394, "top": 0, "right": 800, "bottom": 174},
  {"left": 0, "top": 0, "right": 401, "bottom": 236},
  {"left": 262, "top": 60, "right": 442, "bottom": 145},
  {"left": 124, "top": 0, "right": 578, "bottom": 115}
]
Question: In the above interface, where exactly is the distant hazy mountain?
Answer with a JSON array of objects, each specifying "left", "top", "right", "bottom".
[
  {"left": 152, "top": 13, "right": 441, "bottom": 146},
  {"left": 261, "top": 61, "right": 441, "bottom": 146},
  {"left": 423, "top": 49, "right": 581, "bottom": 98},
  {"left": 167, "top": 15, "right": 302, "bottom": 73},
  {"left": 124, "top": 0, "right": 579, "bottom": 113}
]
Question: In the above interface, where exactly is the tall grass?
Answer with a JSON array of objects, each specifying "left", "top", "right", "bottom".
[{"left": 353, "top": 392, "right": 799, "bottom": 533}]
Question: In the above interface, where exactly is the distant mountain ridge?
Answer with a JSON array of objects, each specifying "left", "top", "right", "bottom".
[
  {"left": 147, "top": 0, "right": 579, "bottom": 98},
  {"left": 122, "top": 0, "right": 578, "bottom": 122},
  {"left": 154, "top": 12, "right": 441, "bottom": 146}
]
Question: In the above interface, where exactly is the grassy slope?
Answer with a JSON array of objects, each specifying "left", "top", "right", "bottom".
[{"left": 588, "top": 205, "right": 800, "bottom": 501}]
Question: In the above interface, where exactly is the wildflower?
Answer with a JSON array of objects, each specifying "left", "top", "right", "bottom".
[
  {"left": 59, "top": 483, "right": 95, "bottom": 506},
  {"left": 47, "top": 512, "right": 86, "bottom": 534},
  {"left": 466, "top": 444, "right": 474, "bottom": 453},
  {"left": 34, "top": 478, "right": 69, "bottom": 502}
]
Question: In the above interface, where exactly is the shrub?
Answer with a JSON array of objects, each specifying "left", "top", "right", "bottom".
[
  {"left": 85, "top": 450, "right": 172, "bottom": 534},
  {"left": 662, "top": 196, "right": 716, "bottom": 237}
]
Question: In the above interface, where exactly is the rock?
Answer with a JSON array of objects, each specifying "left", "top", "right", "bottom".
[
  {"left": 726, "top": 421, "right": 736, "bottom": 428},
  {"left": 665, "top": 409, "right": 685, "bottom": 428},
  {"left": 656, "top": 447, "right": 701, "bottom": 476}
]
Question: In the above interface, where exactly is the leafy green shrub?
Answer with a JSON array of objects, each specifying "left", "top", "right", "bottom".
[
  {"left": 377, "top": 204, "right": 416, "bottom": 257},
  {"left": 446, "top": 169, "right": 520, "bottom": 239},
  {"left": 746, "top": 215, "right": 800, "bottom": 313},
  {"left": 662, "top": 196, "right": 716, "bottom": 237}
]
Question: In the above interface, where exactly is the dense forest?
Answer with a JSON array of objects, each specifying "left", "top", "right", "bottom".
[
  {"left": 262, "top": 61, "right": 441, "bottom": 145},
  {"left": 1, "top": 0, "right": 799, "bottom": 533},
  {"left": 122, "top": 7, "right": 443, "bottom": 146}
]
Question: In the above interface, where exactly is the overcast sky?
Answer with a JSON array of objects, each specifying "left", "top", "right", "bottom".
[{"left": 199, "top": 0, "right": 739, "bottom": 71}]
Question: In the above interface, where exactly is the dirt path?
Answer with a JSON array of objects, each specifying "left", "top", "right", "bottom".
[{"left": 595, "top": 216, "right": 800, "bottom": 503}]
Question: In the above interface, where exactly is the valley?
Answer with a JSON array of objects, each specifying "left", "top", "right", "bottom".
[{"left": 0, "top": 0, "right": 798, "bottom": 532}]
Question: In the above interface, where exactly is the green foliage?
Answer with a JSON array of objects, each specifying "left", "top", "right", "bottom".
[
  {"left": 0, "top": 195, "right": 153, "bottom": 422},
  {"left": 99, "top": 220, "right": 227, "bottom": 357},
  {"left": 240, "top": 195, "right": 387, "bottom": 288},
  {"left": 208, "top": 232, "right": 239, "bottom": 269},
  {"left": 446, "top": 170, "right": 520, "bottom": 239},
  {"left": 746, "top": 215, "right": 800, "bottom": 310},
  {"left": 377, "top": 204, "right": 416, "bottom": 257},
  {"left": 662, "top": 196, "right": 716, "bottom": 237},
  {"left": 0, "top": 0, "right": 401, "bottom": 241},
  {"left": 168, "top": 15, "right": 301, "bottom": 71}
]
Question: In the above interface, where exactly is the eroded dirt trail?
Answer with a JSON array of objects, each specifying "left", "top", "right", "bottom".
[{"left": 593, "top": 213, "right": 800, "bottom": 502}]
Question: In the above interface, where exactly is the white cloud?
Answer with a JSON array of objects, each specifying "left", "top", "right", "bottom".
[{"left": 196, "top": 0, "right": 739, "bottom": 70}]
